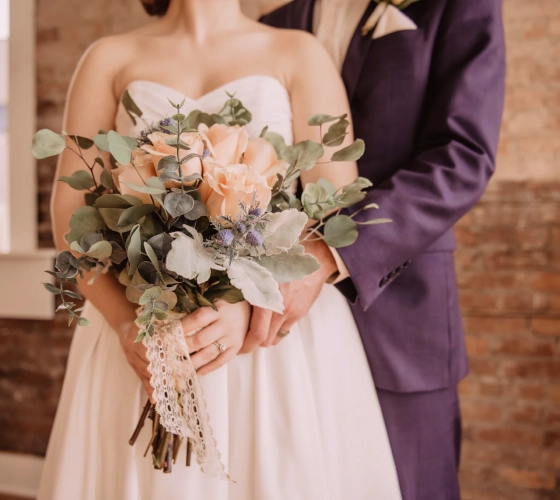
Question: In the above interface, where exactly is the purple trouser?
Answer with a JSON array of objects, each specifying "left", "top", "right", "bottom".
[{"left": 377, "top": 386, "right": 462, "bottom": 500}]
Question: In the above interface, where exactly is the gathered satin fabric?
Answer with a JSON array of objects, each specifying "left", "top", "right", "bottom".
[{"left": 37, "top": 76, "right": 402, "bottom": 500}]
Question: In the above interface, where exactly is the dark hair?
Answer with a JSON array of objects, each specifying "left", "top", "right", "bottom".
[{"left": 141, "top": 0, "right": 170, "bottom": 16}]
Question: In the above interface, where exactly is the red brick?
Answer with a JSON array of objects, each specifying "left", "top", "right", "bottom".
[
  {"left": 500, "top": 360, "right": 560, "bottom": 380},
  {"left": 517, "top": 384, "right": 545, "bottom": 401},
  {"left": 548, "top": 386, "right": 560, "bottom": 403},
  {"left": 491, "top": 338, "right": 554, "bottom": 357},
  {"left": 531, "top": 272, "right": 560, "bottom": 292},
  {"left": 496, "top": 467, "right": 556, "bottom": 490},
  {"left": 462, "top": 401, "right": 503, "bottom": 422},
  {"left": 476, "top": 426, "right": 543, "bottom": 446},
  {"left": 479, "top": 381, "right": 507, "bottom": 398},
  {"left": 532, "top": 317, "right": 560, "bottom": 336},
  {"left": 515, "top": 227, "right": 549, "bottom": 250},
  {"left": 545, "top": 409, "right": 560, "bottom": 426},
  {"left": 463, "top": 316, "right": 528, "bottom": 336},
  {"left": 508, "top": 404, "right": 541, "bottom": 425},
  {"left": 465, "top": 336, "right": 489, "bottom": 356}
]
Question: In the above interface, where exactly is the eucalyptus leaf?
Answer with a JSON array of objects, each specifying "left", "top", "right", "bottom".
[
  {"left": 108, "top": 131, "right": 132, "bottom": 165},
  {"left": 118, "top": 204, "right": 157, "bottom": 227},
  {"left": 94, "top": 194, "right": 140, "bottom": 209},
  {"left": 322, "top": 119, "right": 349, "bottom": 147},
  {"left": 308, "top": 114, "right": 347, "bottom": 126},
  {"left": 323, "top": 215, "right": 358, "bottom": 248},
  {"left": 263, "top": 131, "right": 289, "bottom": 159},
  {"left": 357, "top": 218, "right": 392, "bottom": 226},
  {"left": 94, "top": 133, "right": 110, "bottom": 152},
  {"left": 77, "top": 317, "right": 91, "bottom": 327},
  {"left": 147, "top": 233, "right": 173, "bottom": 259},
  {"left": 84, "top": 240, "right": 112, "bottom": 259},
  {"left": 331, "top": 139, "right": 365, "bottom": 162},
  {"left": 32, "top": 129, "right": 66, "bottom": 159},
  {"left": 98, "top": 208, "right": 137, "bottom": 233},
  {"left": 127, "top": 225, "right": 143, "bottom": 275},
  {"left": 164, "top": 192, "right": 194, "bottom": 218},
  {"left": 139, "top": 286, "right": 163, "bottom": 305},
  {"left": 121, "top": 182, "right": 166, "bottom": 195},
  {"left": 226, "top": 258, "right": 284, "bottom": 314},
  {"left": 100, "top": 167, "right": 116, "bottom": 190},
  {"left": 122, "top": 89, "right": 143, "bottom": 126},
  {"left": 66, "top": 206, "right": 106, "bottom": 244},
  {"left": 204, "top": 284, "right": 244, "bottom": 304},
  {"left": 157, "top": 155, "right": 181, "bottom": 171},
  {"left": 42, "top": 282, "right": 61, "bottom": 295},
  {"left": 342, "top": 177, "right": 373, "bottom": 193},
  {"left": 283, "top": 140, "right": 324, "bottom": 171},
  {"left": 184, "top": 200, "right": 209, "bottom": 220},
  {"left": 68, "top": 135, "right": 94, "bottom": 150},
  {"left": 144, "top": 242, "right": 163, "bottom": 278},
  {"left": 58, "top": 170, "right": 95, "bottom": 191}
]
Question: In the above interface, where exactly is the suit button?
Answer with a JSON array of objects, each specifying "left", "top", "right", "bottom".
[
  {"left": 403, "top": 260, "right": 411, "bottom": 268},
  {"left": 379, "top": 276, "right": 389, "bottom": 287}
]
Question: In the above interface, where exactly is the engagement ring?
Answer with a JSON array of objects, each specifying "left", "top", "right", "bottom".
[{"left": 213, "top": 341, "right": 227, "bottom": 353}]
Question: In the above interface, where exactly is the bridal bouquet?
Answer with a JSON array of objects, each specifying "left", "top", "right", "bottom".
[{"left": 33, "top": 92, "right": 388, "bottom": 479}]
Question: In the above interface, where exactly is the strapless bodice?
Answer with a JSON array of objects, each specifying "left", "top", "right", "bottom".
[{"left": 115, "top": 75, "right": 293, "bottom": 144}]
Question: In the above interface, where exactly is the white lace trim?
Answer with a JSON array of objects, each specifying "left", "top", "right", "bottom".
[{"left": 141, "top": 309, "right": 231, "bottom": 480}]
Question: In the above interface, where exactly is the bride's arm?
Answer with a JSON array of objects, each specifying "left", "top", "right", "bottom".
[
  {"left": 51, "top": 38, "right": 153, "bottom": 397},
  {"left": 241, "top": 31, "right": 357, "bottom": 352}
]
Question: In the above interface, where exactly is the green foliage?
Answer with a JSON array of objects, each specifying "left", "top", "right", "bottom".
[
  {"left": 331, "top": 139, "right": 365, "bottom": 162},
  {"left": 163, "top": 192, "right": 194, "bottom": 218},
  {"left": 262, "top": 210, "right": 309, "bottom": 255},
  {"left": 65, "top": 206, "right": 106, "bottom": 245},
  {"left": 322, "top": 118, "right": 350, "bottom": 147},
  {"left": 107, "top": 131, "right": 133, "bottom": 165},
  {"left": 127, "top": 224, "right": 143, "bottom": 275},
  {"left": 282, "top": 140, "right": 324, "bottom": 172},
  {"left": 32, "top": 129, "right": 66, "bottom": 159},
  {"left": 58, "top": 170, "right": 95, "bottom": 191},
  {"left": 307, "top": 114, "right": 347, "bottom": 126},
  {"left": 323, "top": 215, "right": 359, "bottom": 248},
  {"left": 68, "top": 135, "right": 95, "bottom": 150},
  {"left": 122, "top": 89, "right": 143, "bottom": 126},
  {"left": 118, "top": 204, "right": 157, "bottom": 227}
]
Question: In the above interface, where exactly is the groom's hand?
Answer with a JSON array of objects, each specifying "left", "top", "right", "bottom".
[{"left": 240, "top": 239, "right": 338, "bottom": 353}]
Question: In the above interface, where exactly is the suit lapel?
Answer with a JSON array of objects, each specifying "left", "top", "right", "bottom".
[{"left": 341, "top": 1, "right": 378, "bottom": 100}]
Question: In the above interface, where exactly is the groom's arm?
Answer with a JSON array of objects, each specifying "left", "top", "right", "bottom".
[{"left": 337, "top": 0, "right": 506, "bottom": 311}]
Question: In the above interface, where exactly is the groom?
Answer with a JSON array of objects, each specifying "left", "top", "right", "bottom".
[{"left": 243, "top": 0, "right": 506, "bottom": 498}]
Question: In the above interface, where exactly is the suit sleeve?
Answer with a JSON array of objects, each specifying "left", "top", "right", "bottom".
[{"left": 336, "top": 0, "right": 506, "bottom": 311}]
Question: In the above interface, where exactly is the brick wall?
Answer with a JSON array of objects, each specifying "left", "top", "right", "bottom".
[{"left": 0, "top": 1, "right": 559, "bottom": 499}]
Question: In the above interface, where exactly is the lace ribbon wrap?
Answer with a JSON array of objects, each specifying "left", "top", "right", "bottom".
[{"left": 140, "top": 309, "right": 230, "bottom": 480}]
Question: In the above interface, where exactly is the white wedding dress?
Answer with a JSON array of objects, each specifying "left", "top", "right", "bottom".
[{"left": 38, "top": 75, "right": 402, "bottom": 500}]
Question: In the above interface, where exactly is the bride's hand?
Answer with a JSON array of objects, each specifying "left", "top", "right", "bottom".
[
  {"left": 119, "top": 323, "right": 154, "bottom": 403},
  {"left": 181, "top": 300, "right": 252, "bottom": 376}
]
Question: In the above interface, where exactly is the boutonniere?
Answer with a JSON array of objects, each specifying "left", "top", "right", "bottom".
[{"left": 361, "top": 0, "right": 419, "bottom": 40}]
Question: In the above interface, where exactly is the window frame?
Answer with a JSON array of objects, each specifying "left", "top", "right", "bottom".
[{"left": 0, "top": 0, "right": 56, "bottom": 320}]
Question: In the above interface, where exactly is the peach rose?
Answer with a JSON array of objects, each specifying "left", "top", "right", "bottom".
[
  {"left": 112, "top": 149, "right": 157, "bottom": 204},
  {"left": 199, "top": 124, "right": 249, "bottom": 166},
  {"left": 141, "top": 131, "right": 204, "bottom": 181},
  {"left": 200, "top": 161, "right": 272, "bottom": 221},
  {"left": 243, "top": 138, "right": 288, "bottom": 187}
]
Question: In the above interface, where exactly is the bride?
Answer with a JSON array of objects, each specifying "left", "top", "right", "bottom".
[{"left": 38, "top": 0, "right": 402, "bottom": 499}]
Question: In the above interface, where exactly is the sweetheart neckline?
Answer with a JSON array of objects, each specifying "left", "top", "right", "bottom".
[{"left": 122, "top": 74, "right": 290, "bottom": 104}]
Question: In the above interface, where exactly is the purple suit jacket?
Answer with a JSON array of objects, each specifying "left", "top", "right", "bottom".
[{"left": 262, "top": 0, "right": 505, "bottom": 393}]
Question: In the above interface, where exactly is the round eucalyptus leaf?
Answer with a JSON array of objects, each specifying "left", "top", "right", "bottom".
[
  {"left": 157, "top": 155, "right": 181, "bottom": 171},
  {"left": 32, "top": 129, "right": 66, "bottom": 159},
  {"left": 66, "top": 206, "right": 106, "bottom": 245},
  {"left": 331, "top": 139, "right": 365, "bottom": 162},
  {"left": 323, "top": 215, "right": 359, "bottom": 248},
  {"left": 164, "top": 192, "right": 195, "bottom": 218},
  {"left": 139, "top": 286, "right": 163, "bottom": 305},
  {"left": 121, "top": 181, "right": 166, "bottom": 195},
  {"left": 307, "top": 113, "right": 347, "bottom": 126},
  {"left": 94, "top": 133, "right": 110, "bottom": 152},
  {"left": 85, "top": 240, "right": 113, "bottom": 260},
  {"left": 58, "top": 170, "right": 95, "bottom": 191},
  {"left": 107, "top": 131, "right": 132, "bottom": 164},
  {"left": 69, "top": 135, "right": 95, "bottom": 150},
  {"left": 117, "top": 204, "right": 157, "bottom": 227}
]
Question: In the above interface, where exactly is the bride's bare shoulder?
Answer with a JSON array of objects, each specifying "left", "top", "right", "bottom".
[{"left": 259, "top": 27, "right": 338, "bottom": 85}]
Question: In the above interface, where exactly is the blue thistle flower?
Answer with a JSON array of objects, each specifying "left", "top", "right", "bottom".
[
  {"left": 248, "top": 207, "right": 263, "bottom": 217},
  {"left": 246, "top": 229, "right": 263, "bottom": 247},
  {"left": 202, "top": 149, "right": 211, "bottom": 159},
  {"left": 234, "top": 222, "right": 247, "bottom": 235},
  {"left": 159, "top": 117, "right": 173, "bottom": 127},
  {"left": 217, "top": 229, "right": 234, "bottom": 246}
]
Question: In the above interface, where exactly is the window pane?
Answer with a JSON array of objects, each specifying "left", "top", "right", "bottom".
[{"left": 0, "top": 0, "right": 8, "bottom": 252}]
